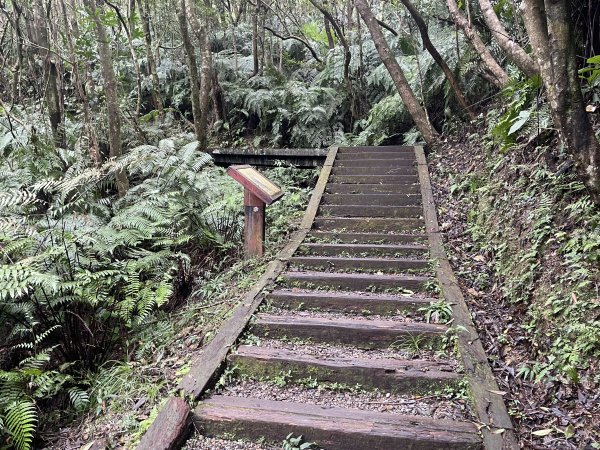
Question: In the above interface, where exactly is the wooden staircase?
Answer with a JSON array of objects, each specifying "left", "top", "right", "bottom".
[
  {"left": 190, "top": 146, "right": 486, "bottom": 449},
  {"left": 138, "top": 146, "right": 516, "bottom": 450}
]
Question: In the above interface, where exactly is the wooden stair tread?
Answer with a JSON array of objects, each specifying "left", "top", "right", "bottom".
[
  {"left": 230, "top": 345, "right": 459, "bottom": 393},
  {"left": 282, "top": 270, "right": 431, "bottom": 283},
  {"left": 321, "top": 193, "right": 422, "bottom": 206},
  {"left": 307, "top": 231, "right": 427, "bottom": 244},
  {"left": 335, "top": 158, "right": 418, "bottom": 166},
  {"left": 267, "top": 289, "right": 434, "bottom": 313},
  {"left": 326, "top": 183, "right": 422, "bottom": 194},
  {"left": 233, "top": 345, "right": 456, "bottom": 372},
  {"left": 300, "top": 242, "right": 428, "bottom": 252},
  {"left": 195, "top": 395, "right": 481, "bottom": 450},
  {"left": 252, "top": 313, "right": 447, "bottom": 348},
  {"left": 319, "top": 204, "right": 423, "bottom": 218},
  {"left": 289, "top": 255, "right": 429, "bottom": 271},
  {"left": 313, "top": 217, "right": 424, "bottom": 232}
]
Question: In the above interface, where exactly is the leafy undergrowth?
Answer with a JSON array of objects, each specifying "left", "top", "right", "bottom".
[
  {"left": 0, "top": 126, "right": 316, "bottom": 449},
  {"left": 430, "top": 122, "right": 600, "bottom": 448},
  {"left": 39, "top": 164, "right": 315, "bottom": 449}
]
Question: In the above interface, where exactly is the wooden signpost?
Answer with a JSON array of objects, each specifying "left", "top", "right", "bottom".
[{"left": 226, "top": 165, "right": 284, "bottom": 258}]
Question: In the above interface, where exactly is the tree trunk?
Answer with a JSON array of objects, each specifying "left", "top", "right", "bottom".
[
  {"left": 446, "top": 0, "right": 509, "bottom": 89},
  {"left": 60, "top": 0, "right": 101, "bottom": 166},
  {"left": 324, "top": 17, "right": 335, "bottom": 49},
  {"left": 522, "top": 0, "right": 600, "bottom": 202},
  {"left": 178, "top": 0, "right": 203, "bottom": 143},
  {"left": 355, "top": 0, "right": 438, "bottom": 145},
  {"left": 9, "top": 0, "right": 24, "bottom": 103},
  {"left": 251, "top": 1, "right": 259, "bottom": 77},
  {"left": 398, "top": 0, "right": 475, "bottom": 119},
  {"left": 183, "top": 0, "right": 214, "bottom": 149},
  {"left": 478, "top": 0, "right": 539, "bottom": 78},
  {"left": 138, "top": 0, "right": 164, "bottom": 117},
  {"left": 33, "top": 0, "right": 65, "bottom": 148},
  {"left": 83, "top": 0, "right": 129, "bottom": 197},
  {"left": 309, "top": 0, "right": 356, "bottom": 121}
]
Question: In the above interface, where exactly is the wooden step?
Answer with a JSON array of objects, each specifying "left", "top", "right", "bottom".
[
  {"left": 195, "top": 396, "right": 481, "bottom": 450},
  {"left": 252, "top": 314, "right": 447, "bottom": 348},
  {"left": 320, "top": 204, "right": 423, "bottom": 218},
  {"left": 298, "top": 243, "right": 428, "bottom": 257},
  {"left": 267, "top": 289, "right": 434, "bottom": 314},
  {"left": 332, "top": 175, "right": 418, "bottom": 184},
  {"left": 313, "top": 217, "right": 424, "bottom": 233},
  {"left": 321, "top": 193, "right": 422, "bottom": 206},
  {"left": 326, "top": 183, "right": 421, "bottom": 194},
  {"left": 230, "top": 346, "right": 459, "bottom": 393},
  {"left": 335, "top": 158, "right": 417, "bottom": 167},
  {"left": 289, "top": 255, "right": 429, "bottom": 272},
  {"left": 332, "top": 166, "right": 417, "bottom": 176},
  {"left": 308, "top": 231, "right": 427, "bottom": 244},
  {"left": 338, "top": 145, "right": 415, "bottom": 154},
  {"left": 281, "top": 271, "right": 431, "bottom": 291}
]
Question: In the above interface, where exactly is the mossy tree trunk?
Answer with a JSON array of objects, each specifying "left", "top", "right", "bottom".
[{"left": 523, "top": 0, "right": 600, "bottom": 202}]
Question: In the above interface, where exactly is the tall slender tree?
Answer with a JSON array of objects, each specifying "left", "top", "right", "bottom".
[
  {"left": 446, "top": 0, "right": 509, "bottom": 89},
  {"left": 478, "top": 0, "right": 539, "bottom": 78},
  {"left": 83, "top": 0, "right": 129, "bottom": 197},
  {"left": 178, "top": 0, "right": 203, "bottom": 143},
  {"left": 33, "top": 0, "right": 65, "bottom": 148},
  {"left": 356, "top": 0, "right": 438, "bottom": 145}
]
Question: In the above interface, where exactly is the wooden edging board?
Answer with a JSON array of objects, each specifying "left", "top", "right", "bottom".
[
  {"left": 136, "top": 146, "right": 339, "bottom": 450},
  {"left": 415, "top": 146, "right": 518, "bottom": 450}
]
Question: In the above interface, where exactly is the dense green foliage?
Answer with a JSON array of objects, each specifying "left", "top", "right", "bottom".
[{"left": 1, "top": 0, "right": 599, "bottom": 447}]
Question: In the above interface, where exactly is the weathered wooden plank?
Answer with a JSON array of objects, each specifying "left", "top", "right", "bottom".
[
  {"left": 326, "top": 183, "right": 422, "bottom": 194},
  {"left": 136, "top": 397, "right": 191, "bottom": 450},
  {"left": 335, "top": 154, "right": 417, "bottom": 167},
  {"left": 252, "top": 313, "right": 446, "bottom": 348},
  {"left": 332, "top": 166, "right": 417, "bottom": 176},
  {"left": 320, "top": 204, "right": 423, "bottom": 218},
  {"left": 281, "top": 270, "right": 431, "bottom": 291},
  {"left": 177, "top": 147, "right": 339, "bottom": 399},
  {"left": 230, "top": 346, "right": 459, "bottom": 393},
  {"left": 194, "top": 396, "right": 481, "bottom": 450},
  {"left": 415, "top": 146, "right": 518, "bottom": 449},
  {"left": 307, "top": 231, "right": 427, "bottom": 244},
  {"left": 331, "top": 174, "right": 418, "bottom": 184},
  {"left": 313, "top": 217, "right": 424, "bottom": 233},
  {"left": 289, "top": 255, "right": 429, "bottom": 272},
  {"left": 336, "top": 152, "right": 417, "bottom": 160},
  {"left": 298, "top": 242, "right": 428, "bottom": 257},
  {"left": 267, "top": 289, "right": 434, "bottom": 314},
  {"left": 321, "top": 193, "right": 422, "bottom": 206},
  {"left": 338, "top": 145, "right": 415, "bottom": 154}
]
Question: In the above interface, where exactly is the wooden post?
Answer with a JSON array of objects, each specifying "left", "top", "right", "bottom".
[
  {"left": 226, "top": 164, "right": 283, "bottom": 260},
  {"left": 244, "top": 189, "right": 266, "bottom": 258}
]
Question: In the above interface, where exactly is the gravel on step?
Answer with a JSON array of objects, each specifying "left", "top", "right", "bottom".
[
  {"left": 220, "top": 379, "right": 474, "bottom": 422},
  {"left": 271, "top": 287, "right": 437, "bottom": 300},
  {"left": 258, "top": 307, "right": 426, "bottom": 323},
  {"left": 255, "top": 338, "right": 460, "bottom": 366},
  {"left": 183, "top": 434, "right": 279, "bottom": 450}
]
